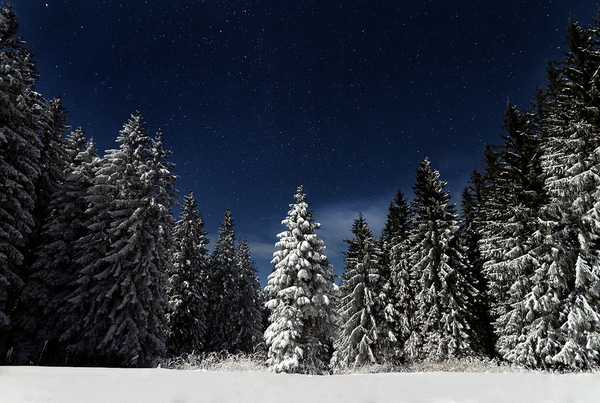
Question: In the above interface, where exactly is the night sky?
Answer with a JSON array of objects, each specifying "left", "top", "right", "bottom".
[{"left": 8, "top": 0, "right": 599, "bottom": 285}]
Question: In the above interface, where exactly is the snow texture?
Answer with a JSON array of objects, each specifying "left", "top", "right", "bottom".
[{"left": 1, "top": 366, "right": 599, "bottom": 403}]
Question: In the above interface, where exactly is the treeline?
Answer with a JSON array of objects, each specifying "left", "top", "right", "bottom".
[
  {"left": 3, "top": 5, "right": 600, "bottom": 373},
  {"left": 0, "top": 5, "right": 264, "bottom": 367},
  {"left": 264, "top": 14, "right": 600, "bottom": 373}
]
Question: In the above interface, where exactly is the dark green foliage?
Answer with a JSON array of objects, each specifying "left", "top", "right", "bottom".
[
  {"left": 0, "top": 5, "right": 41, "bottom": 359},
  {"left": 168, "top": 191, "right": 210, "bottom": 356},
  {"left": 14, "top": 129, "right": 95, "bottom": 364},
  {"left": 234, "top": 239, "right": 266, "bottom": 353},
  {"left": 61, "top": 112, "right": 174, "bottom": 367},
  {"left": 333, "top": 214, "right": 396, "bottom": 368},
  {"left": 460, "top": 171, "right": 495, "bottom": 357},
  {"left": 404, "top": 156, "right": 481, "bottom": 361},
  {"left": 206, "top": 209, "right": 241, "bottom": 353}
]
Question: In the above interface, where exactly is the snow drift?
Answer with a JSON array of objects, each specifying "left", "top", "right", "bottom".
[{"left": 1, "top": 366, "right": 599, "bottom": 403}]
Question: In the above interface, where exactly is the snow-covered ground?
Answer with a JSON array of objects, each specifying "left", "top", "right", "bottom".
[{"left": 1, "top": 366, "right": 599, "bottom": 403}]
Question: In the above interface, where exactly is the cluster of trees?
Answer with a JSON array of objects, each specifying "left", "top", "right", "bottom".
[
  {"left": 264, "top": 14, "right": 600, "bottom": 373},
  {"left": 0, "top": 6, "right": 264, "bottom": 367},
  {"left": 3, "top": 5, "right": 600, "bottom": 373},
  {"left": 264, "top": 163, "right": 483, "bottom": 374}
]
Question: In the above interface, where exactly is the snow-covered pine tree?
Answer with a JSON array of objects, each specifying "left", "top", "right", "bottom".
[
  {"left": 61, "top": 112, "right": 173, "bottom": 367},
  {"left": 475, "top": 103, "right": 547, "bottom": 365},
  {"left": 480, "top": 102, "right": 544, "bottom": 318},
  {"left": 332, "top": 214, "right": 395, "bottom": 369},
  {"left": 65, "top": 125, "right": 88, "bottom": 161},
  {"left": 460, "top": 170, "right": 495, "bottom": 357},
  {"left": 264, "top": 185, "right": 338, "bottom": 373},
  {"left": 504, "top": 17, "right": 600, "bottom": 370},
  {"left": 148, "top": 129, "right": 178, "bottom": 213},
  {"left": 380, "top": 189, "right": 412, "bottom": 270},
  {"left": 0, "top": 4, "right": 42, "bottom": 358},
  {"left": 168, "top": 191, "right": 210, "bottom": 356},
  {"left": 13, "top": 129, "right": 96, "bottom": 364},
  {"left": 34, "top": 96, "right": 69, "bottom": 230},
  {"left": 404, "top": 156, "right": 480, "bottom": 361},
  {"left": 60, "top": 138, "right": 114, "bottom": 360},
  {"left": 206, "top": 208, "right": 241, "bottom": 353},
  {"left": 383, "top": 190, "right": 414, "bottom": 361},
  {"left": 234, "top": 239, "right": 265, "bottom": 353}
]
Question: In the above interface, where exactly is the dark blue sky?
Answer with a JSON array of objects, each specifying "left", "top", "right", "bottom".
[{"left": 9, "top": 0, "right": 598, "bottom": 284}]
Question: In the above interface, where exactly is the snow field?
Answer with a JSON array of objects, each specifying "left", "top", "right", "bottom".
[{"left": 1, "top": 366, "right": 600, "bottom": 403}]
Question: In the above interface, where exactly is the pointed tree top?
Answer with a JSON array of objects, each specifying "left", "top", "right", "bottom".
[
  {"left": 222, "top": 208, "right": 234, "bottom": 229},
  {"left": 295, "top": 184, "right": 306, "bottom": 203},
  {"left": 181, "top": 190, "right": 197, "bottom": 212}
]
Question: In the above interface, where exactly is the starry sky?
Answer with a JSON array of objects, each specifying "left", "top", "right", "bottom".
[{"left": 8, "top": 0, "right": 599, "bottom": 285}]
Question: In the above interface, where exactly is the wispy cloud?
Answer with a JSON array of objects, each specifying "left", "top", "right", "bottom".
[{"left": 248, "top": 240, "right": 277, "bottom": 261}]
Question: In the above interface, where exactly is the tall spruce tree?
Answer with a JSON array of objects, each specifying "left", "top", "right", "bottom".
[
  {"left": 206, "top": 208, "right": 241, "bottom": 353},
  {"left": 0, "top": 5, "right": 42, "bottom": 358},
  {"left": 14, "top": 129, "right": 96, "bottom": 364},
  {"left": 460, "top": 170, "right": 495, "bottom": 357},
  {"left": 480, "top": 102, "right": 544, "bottom": 322},
  {"left": 234, "top": 239, "right": 266, "bottom": 353},
  {"left": 384, "top": 190, "right": 414, "bottom": 361},
  {"left": 34, "top": 96, "right": 69, "bottom": 231},
  {"left": 404, "top": 156, "right": 480, "bottom": 361},
  {"left": 61, "top": 112, "right": 174, "bottom": 367},
  {"left": 504, "top": 18, "right": 600, "bottom": 370},
  {"left": 264, "top": 185, "right": 338, "bottom": 373},
  {"left": 168, "top": 191, "right": 210, "bottom": 356},
  {"left": 332, "top": 214, "right": 395, "bottom": 369},
  {"left": 380, "top": 189, "right": 412, "bottom": 265},
  {"left": 477, "top": 103, "right": 547, "bottom": 365}
]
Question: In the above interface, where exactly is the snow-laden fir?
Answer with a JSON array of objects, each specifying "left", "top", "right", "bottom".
[{"left": 264, "top": 185, "right": 338, "bottom": 373}]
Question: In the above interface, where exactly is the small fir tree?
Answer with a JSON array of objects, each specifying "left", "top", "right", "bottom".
[
  {"left": 460, "top": 171, "right": 495, "bottom": 357},
  {"left": 264, "top": 185, "right": 338, "bottom": 373}
]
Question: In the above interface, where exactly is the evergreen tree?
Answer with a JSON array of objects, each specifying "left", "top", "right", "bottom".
[
  {"left": 14, "top": 129, "right": 96, "bottom": 364},
  {"left": 61, "top": 112, "right": 173, "bottom": 367},
  {"left": 0, "top": 5, "right": 41, "bottom": 357},
  {"left": 234, "top": 239, "right": 266, "bottom": 353},
  {"left": 332, "top": 214, "right": 395, "bottom": 369},
  {"left": 34, "top": 96, "right": 69, "bottom": 230},
  {"left": 380, "top": 189, "right": 412, "bottom": 266},
  {"left": 206, "top": 208, "right": 241, "bottom": 353},
  {"left": 504, "top": 18, "right": 600, "bottom": 369},
  {"left": 404, "top": 156, "right": 480, "bottom": 361},
  {"left": 383, "top": 190, "right": 414, "bottom": 360},
  {"left": 264, "top": 185, "right": 338, "bottom": 373},
  {"left": 64, "top": 125, "right": 88, "bottom": 161},
  {"left": 480, "top": 102, "right": 545, "bottom": 322},
  {"left": 477, "top": 103, "right": 547, "bottom": 365},
  {"left": 168, "top": 191, "right": 210, "bottom": 356},
  {"left": 460, "top": 170, "right": 495, "bottom": 357}
]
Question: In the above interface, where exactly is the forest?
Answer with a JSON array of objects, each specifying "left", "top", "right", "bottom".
[{"left": 2, "top": 4, "right": 600, "bottom": 373}]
